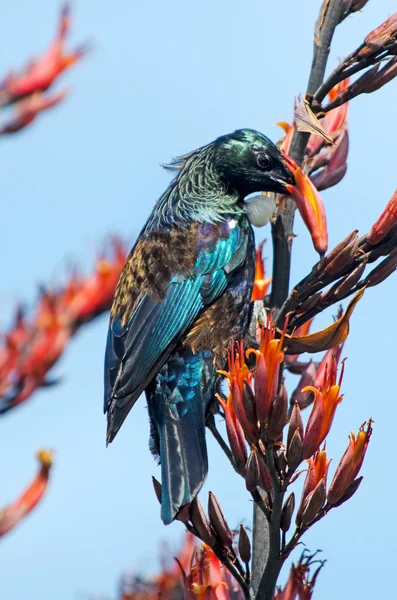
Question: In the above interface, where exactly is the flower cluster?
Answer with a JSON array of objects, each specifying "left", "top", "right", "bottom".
[
  {"left": 118, "top": 533, "right": 245, "bottom": 600},
  {"left": 0, "top": 4, "right": 87, "bottom": 135},
  {"left": 0, "top": 238, "right": 127, "bottom": 413},
  {"left": 210, "top": 308, "right": 372, "bottom": 565},
  {"left": 274, "top": 550, "right": 326, "bottom": 600},
  {"left": 0, "top": 450, "right": 53, "bottom": 537}
]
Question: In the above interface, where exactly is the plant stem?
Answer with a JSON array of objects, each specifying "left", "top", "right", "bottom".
[
  {"left": 251, "top": 1, "right": 344, "bottom": 598},
  {"left": 270, "top": 0, "right": 344, "bottom": 309}
]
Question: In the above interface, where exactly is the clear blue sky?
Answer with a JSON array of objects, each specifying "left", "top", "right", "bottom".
[{"left": 0, "top": 1, "right": 396, "bottom": 598}]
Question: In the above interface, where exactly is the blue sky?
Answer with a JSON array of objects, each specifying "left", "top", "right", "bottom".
[{"left": 0, "top": 1, "right": 396, "bottom": 598}]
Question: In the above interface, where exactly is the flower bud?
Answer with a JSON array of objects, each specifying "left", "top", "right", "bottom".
[
  {"left": 267, "top": 385, "right": 288, "bottom": 440},
  {"left": 255, "top": 353, "right": 271, "bottom": 422},
  {"left": 243, "top": 381, "right": 257, "bottom": 427},
  {"left": 327, "top": 420, "right": 372, "bottom": 505},
  {"left": 232, "top": 379, "right": 258, "bottom": 444},
  {"left": 363, "top": 248, "right": 397, "bottom": 287},
  {"left": 365, "top": 56, "right": 397, "bottom": 93},
  {"left": 290, "top": 362, "right": 316, "bottom": 410}
]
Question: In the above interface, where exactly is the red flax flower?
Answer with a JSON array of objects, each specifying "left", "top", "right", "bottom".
[
  {"left": 218, "top": 342, "right": 257, "bottom": 447},
  {"left": 327, "top": 419, "right": 373, "bottom": 505},
  {"left": 0, "top": 89, "right": 67, "bottom": 135},
  {"left": 185, "top": 544, "right": 244, "bottom": 600},
  {"left": 296, "top": 450, "right": 330, "bottom": 526},
  {"left": 248, "top": 315, "right": 285, "bottom": 428},
  {"left": 301, "top": 359, "right": 344, "bottom": 459},
  {"left": 0, "top": 450, "right": 53, "bottom": 537},
  {"left": 0, "top": 238, "right": 127, "bottom": 413},
  {"left": 251, "top": 241, "right": 271, "bottom": 301},
  {"left": 283, "top": 155, "right": 328, "bottom": 255},
  {"left": 0, "top": 4, "right": 87, "bottom": 107},
  {"left": 367, "top": 188, "right": 397, "bottom": 245},
  {"left": 275, "top": 550, "right": 325, "bottom": 600}
]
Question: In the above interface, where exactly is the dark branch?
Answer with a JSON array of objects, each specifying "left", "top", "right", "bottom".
[
  {"left": 252, "top": 2, "right": 344, "bottom": 599},
  {"left": 270, "top": 0, "right": 345, "bottom": 310}
]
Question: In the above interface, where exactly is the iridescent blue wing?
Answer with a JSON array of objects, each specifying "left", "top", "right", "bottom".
[{"left": 104, "top": 218, "right": 249, "bottom": 442}]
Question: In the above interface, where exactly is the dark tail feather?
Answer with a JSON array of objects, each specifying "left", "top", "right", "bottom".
[
  {"left": 147, "top": 349, "right": 214, "bottom": 525},
  {"left": 158, "top": 398, "right": 208, "bottom": 524}
]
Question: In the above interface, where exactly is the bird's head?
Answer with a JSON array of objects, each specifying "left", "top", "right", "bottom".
[{"left": 213, "top": 129, "right": 295, "bottom": 198}]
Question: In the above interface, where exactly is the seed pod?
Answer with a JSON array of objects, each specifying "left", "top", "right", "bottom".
[
  {"left": 208, "top": 492, "right": 233, "bottom": 547},
  {"left": 323, "top": 230, "right": 358, "bottom": 269},
  {"left": 189, "top": 497, "right": 216, "bottom": 547},
  {"left": 363, "top": 248, "right": 397, "bottom": 287},
  {"left": 280, "top": 492, "right": 295, "bottom": 532},
  {"left": 328, "top": 476, "right": 363, "bottom": 507},
  {"left": 287, "top": 402, "right": 304, "bottom": 449},
  {"left": 245, "top": 449, "right": 261, "bottom": 492},
  {"left": 257, "top": 452, "right": 273, "bottom": 492},
  {"left": 323, "top": 236, "right": 358, "bottom": 276},
  {"left": 297, "top": 292, "right": 322, "bottom": 314},
  {"left": 300, "top": 480, "right": 326, "bottom": 526},
  {"left": 330, "top": 260, "right": 366, "bottom": 300},
  {"left": 287, "top": 429, "right": 303, "bottom": 472},
  {"left": 238, "top": 525, "right": 251, "bottom": 563},
  {"left": 274, "top": 449, "right": 287, "bottom": 476}
]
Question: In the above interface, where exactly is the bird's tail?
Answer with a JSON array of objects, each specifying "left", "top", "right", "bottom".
[{"left": 146, "top": 349, "right": 214, "bottom": 525}]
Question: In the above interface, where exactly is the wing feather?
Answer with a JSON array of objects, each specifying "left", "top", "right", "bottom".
[{"left": 104, "top": 219, "right": 249, "bottom": 441}]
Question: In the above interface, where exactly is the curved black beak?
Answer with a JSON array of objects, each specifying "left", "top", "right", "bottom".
[{"left": 268, "top": 157, "right": 296, "bottom": 195}]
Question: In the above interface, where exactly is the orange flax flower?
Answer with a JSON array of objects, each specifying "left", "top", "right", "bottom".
[
  {"left": 301, "top": 359, "right": 344, "bottom": 459},
  {"left": 275, "top": 551, "right": 325, "bottom": 600},
  {"left": 327, "top": 419, "right": 373, "bottom": 505},
  {"left": 296, "top": 450, "right": 330, "bottom": 525},
  {"left": 0, "top": 237, "right": 127, "bottom": 414},
  {"left": 0, "top": 4, "right": 87, "bottom": 106},
  {"left": 0, "top": 450, "right": 53, "bottom": 537},
  {"left": 219, "top": 343, "right": 257, "bottom": 445},
  {"left": 248, "top": 316, "right": 285, "bottom": 424},
  {"left": 251, "top": 241, "right": 271, "bottom": 301},
  {"left": 185, "top": 544, "right": 242, "bottom": 600},
  {"left": 0, "top": 89, "right": 67, "bottom": 135},
  {"left": 217, "top": 391, "right": 248, "bottom": 476},
  {"left": 367, "top": 188, "right": 397, "bottom": 246},
  {"left": 284, "top": 161, "right": 328, "bottom": 255}
]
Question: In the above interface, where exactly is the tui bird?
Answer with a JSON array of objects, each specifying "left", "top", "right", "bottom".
[{"left": 104, "top": 129, "right": 294, "bottom": 524}]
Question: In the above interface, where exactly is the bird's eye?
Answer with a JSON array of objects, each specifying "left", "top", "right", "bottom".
[{"left": 256, "top": 153, "right": 272, "bottom": 171}]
